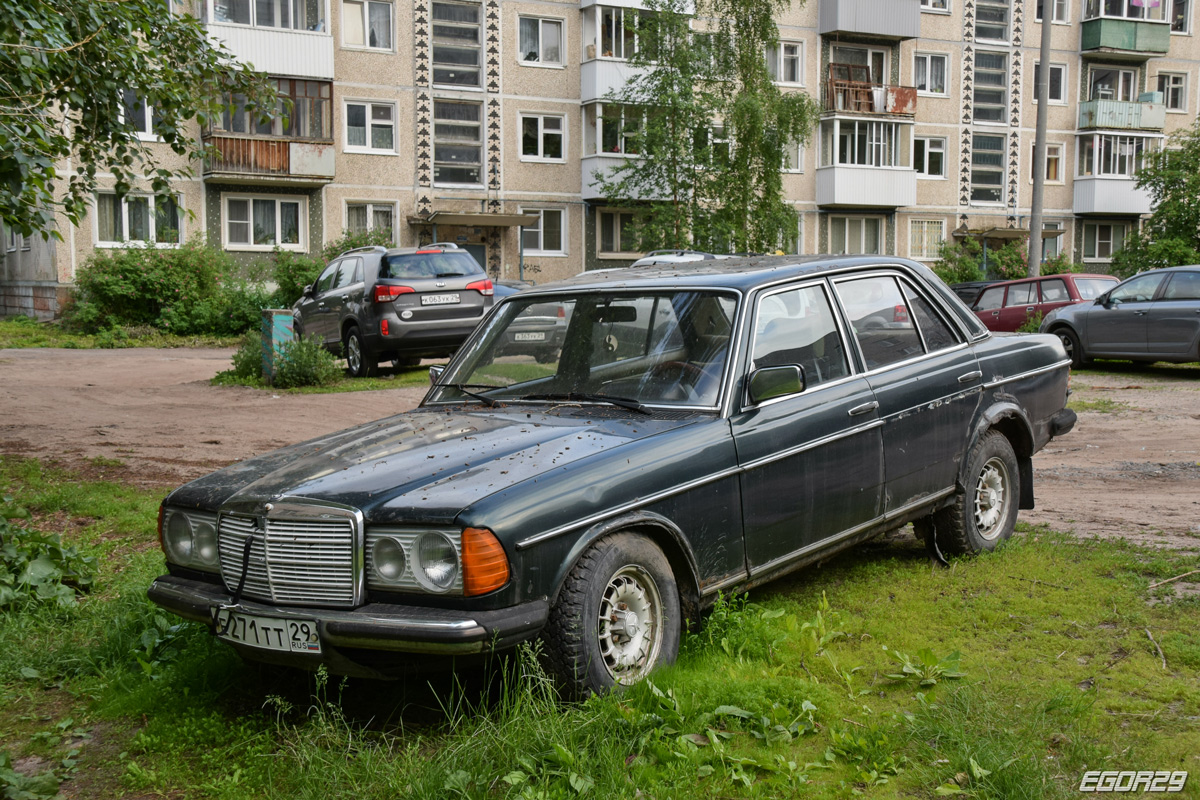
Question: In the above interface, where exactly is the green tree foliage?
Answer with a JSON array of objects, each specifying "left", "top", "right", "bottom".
[
  {"left": 1040, "top": 252, "right": 1084, "bottom": 276},
  {"left": 0, "top": 0, "right": 276, "bottom": 237},
  {"left": 1110, "top": 122, "right": 1200, "bottom": 278},
  {"left": 989, "top": 239, "right": 1028, "bottom": 281},
  {"left": 595, "top": 0, "right": 820, "bottom": 253},
  {"left": 930, "top": 238, "right": 983, "bottom": 285}
]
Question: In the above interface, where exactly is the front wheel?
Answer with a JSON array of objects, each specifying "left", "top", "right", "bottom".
[
  {"left": 931, "top": 430, "right": 1019, "bottom": 556},
  {"left": 1054, "top": 327, "right": 1087, "bottom": 370},
  {"left": 344, "top": 325, "right": 378, "bottom": 378},
  {"left": 542, "top": 533, "right": 681, "bottom": 698}
]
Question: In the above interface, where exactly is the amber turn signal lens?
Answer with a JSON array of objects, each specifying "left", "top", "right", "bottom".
[{"left": 461, "top": 527, "right": 509, "bottom": 596}]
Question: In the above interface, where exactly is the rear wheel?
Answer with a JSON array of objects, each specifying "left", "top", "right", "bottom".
[
  {"left": 344, "top": 325, "right": 378, "bottom": 378},
  {"left": 931, "top": 430, "right": 1019, "bottom": 556},
  {"left": 393, "top": 356, "right": 421, "bottom": 369},
  {"left": 1055, "top": 327, "right": 1086, "bottom": 370}
]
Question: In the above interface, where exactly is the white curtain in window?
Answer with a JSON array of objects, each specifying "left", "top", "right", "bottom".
[
  {"left": 347, "top": 205, "right": 369, "bottom": 232},
  {"left": 368, "top": 1, "right": 391, "bottom": 48},
  {"left": 372, "top": 206, "right": 393, "bottom": 231},
  {"left": 128, "top": 198, "right": 150, "bottom": 242},
  {"left": 97, "top": 195, "right": 122, "bottom": 242},
  {"left": 280, "top": 202, "right": 300, "bottom": 244},
  {"left": 253, "top": 199, "right": 276, "bottom": 245},
  {"left": 519, "top": 18, "right": 539, "bottom": 61}
]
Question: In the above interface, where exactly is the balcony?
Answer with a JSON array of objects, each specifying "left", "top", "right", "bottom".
[
  {"left": 1073, "top": 177, "right": 1153, "bottom": 215},
  {"left": 818, "top": 0, "right": 920, "bottom": 39},
  {"left": 1080, "top": 17, "right": 1169, "bottom": 58},
  {"left": 203, "top": 135, "right": 335, "bottom": 185},
  {"left": 817, "top": 166, "right": 916, "bottom": 208},
  {"left": 582, "top": 154, "right": 656, "bottom": 201},
  {"left": 581, "top": 59, "right": 651, "bottom": 104},
  {"left": 206, "top": 24, "right": 334, "bottom": 80},
  {"left": 1077, "top": 97, "right": 1165, "bottom": 131},
  {"left": 823, "top": 79, "right": 918, "bottom": 117}
]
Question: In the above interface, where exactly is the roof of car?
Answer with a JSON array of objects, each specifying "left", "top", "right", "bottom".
[
  {"left": 977, "top": 273, "right": 1119, "bottom": 288},
  {"left": 523, "top": 254, "right": 930, "bottom": 294}
]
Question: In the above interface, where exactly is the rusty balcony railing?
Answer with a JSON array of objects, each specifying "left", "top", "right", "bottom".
[
  {"left": 823, "top": 79, "right": 917, "bottom": 116},
  {"left": 202, "top": 133, "right": 335, "bottom": 181}
]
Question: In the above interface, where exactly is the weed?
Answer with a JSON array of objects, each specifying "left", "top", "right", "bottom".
[
  {"left": 230, "top": 331, "right": 261, "bottom": 380},
  {"left": 883, "top": 646, "right": 967, "bottom": 687},
  {"left": 1068, "top": 397, "right": 1131, "bottom": 414},
  {"left": 0, "top": 499, "right": 96, "bottom": 609}
]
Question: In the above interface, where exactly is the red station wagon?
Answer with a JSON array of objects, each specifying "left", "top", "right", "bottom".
[{"left": 972, "top": 274, "right": 1119, "bottom": 332}]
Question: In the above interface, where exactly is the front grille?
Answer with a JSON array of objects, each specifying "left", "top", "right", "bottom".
[{"left": 218, "top": 513, "right": 357, "bottom": 607}]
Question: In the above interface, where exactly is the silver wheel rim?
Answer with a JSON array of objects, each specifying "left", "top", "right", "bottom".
[
  {"left": 973, "top": 456, "right": 1011, "bottom": 540},
  {"left": 1057, "top": 332, "right": 1075, "bottom": 360},
  {"left": 597, "top": 565, "right": 663, "bottom": 685},
  {"left": 347, "top": 335, "right": 362, "bottom": 373}
]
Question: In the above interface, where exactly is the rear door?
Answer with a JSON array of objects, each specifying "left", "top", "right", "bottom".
[
  {"left": 1034, "top": 277, "right": 1073, "bottom": 320},
  {"left": 1083, "top": 272, "right": 1165, "bottom": 356},
  {"left": 996, "top": 280, "right": 1038, "bottom": 331},
  {"left": 326, "top": 257, "right": 363, "bottom": 336},
  {"left": 1145, "top": 270, "right": 1200, "bottom": 357},
  {"left": 973, "top": 285, "right": 1007, "bottom": 331},
  {"left": 732, "top": 281, "right": 884, "bottom": 571}
]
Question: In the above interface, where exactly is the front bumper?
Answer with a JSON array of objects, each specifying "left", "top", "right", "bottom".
[{"left": 149, "top": 574, "right": 548, "bottom": 658}]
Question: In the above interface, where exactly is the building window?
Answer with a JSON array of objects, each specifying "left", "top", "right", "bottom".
[
  {"left": 976, "top": 0, "right": 1011, "bottom": 41},
  {"left": 1031, "top": 142, "right": 1064, "bottom": 182},
  {"left": 599, "top": 7, "right": 655, "bottom": 60},
  {"left": 1034, "top": 62, "right": 1067, "bottom": 103},
  {"left": 1084, "top": 0, "right": 1166, "bottom": 20},
  {"left": 1036, "top": 0, "right": 1068, "bottom": 22},
  {"left": 599, "top": 105, "right": 642, "bottom": 154},
  {"left": 830, "top": 217, "right": 882, "bottom": 255},
  {"left": 1157, "top": 72, "right": 1187, "bottom": 110},
  {"left": 1089, "top": 67, "right": 1136, "bottom": 102},
  {"left": 433, "top": 1, "right": 482, "bottom": 86},
  {"left": 209, "top": 0, "right": 326, "bottom": 30},
  {"left": 971, "top": 134, "right": 1005, "bottom": 204},
  {"left": 910, "top": 219, "right": 945, "bottom": 260},
  {"left": 224, "top": 195, "right": 304, "bottom": 250},
  {"left": 519, "top": 16, "right": 563, "bottom": 65},
  {"left": 434, "top": 100, "right": 482, "bottom": 185},
  {"left": 1042, "top": 222, "right": 1063, "bottom": 260},
  {"left": 766, "top": 41, "right": 803, "bottom": 84},
  {"left": 973, "top": 51, "right": 1008, "bottom": 122},
  {"left": 343, "top": 0, "right": 392, "bottom": 48},
  {"left": 1078, "top": 134, "right": 1157, "bottom": 177},
  {"left": 345, "top": 101, "right": 395, "bottom": 152},
  {"left": 520, "top": 208, "right": 565, "bottom": 255},
  {"left": 347, "top": 203, "right": 395, "bottom": 238},
  {"left": 6, "top": 229, "right": 17, "bottom": 252},
  {"left": 914, "top": 53, "right": 948, "bottom": 96},
  {"left": 783, "top": 140, "right": 804, "bottom": 173},
  {"left": 694, "top": 123, "right": 730, "bottom": 167},
  {"left": 1171, "top": 0, "right": 1191, "bottom": 31},
  {"left": 1083, "top": 222, "right": 1128, "bottom": 261},
  {"left": 598, "top": 210, "right": 636, "bottom": 254},
  {"left": 520, "top": 114, "right": 565, "bottom": 161},
  {"left": 915, "top": 137, "right": 946, "bottom": 177},
  {"left": 920, "top": 0, "right": 950, "bottom": 11},
  {"left": 819, "top": 119, "right": 903, "bottom": 168},
  {"left": 95, "top": 193, "right": 182, "bottom": 247},
  {"left": 121, "top": 90, "right": 160, "bottom": 139},
  {"left": 213, "top": 80, "right": 333, "bottom": 140}
]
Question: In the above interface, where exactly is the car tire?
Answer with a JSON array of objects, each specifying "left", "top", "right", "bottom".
[
  {"left": 542, "top": 533, "right": 681, "bottom": 698},
  {"left": 1055, "top": 327, "right": 1087, "bottom": 370},
  {"left": 534, "top": 348, "right": 559, "bottom": 364},
  {"left": 344, "top": 325, "right": 378, "bottom": 378},
  {"left": 932, "top": 430, "right": 1019, "bottom": 556}
]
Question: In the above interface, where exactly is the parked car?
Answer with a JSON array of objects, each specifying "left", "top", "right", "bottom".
[
  {"left": 292, "top": 243, "right": 494, "bottom": 377},
  {"left": 949, "top": 280, "right": 1001, "bottom": 305},
  {"left": 150, "top": 256, "right": 1075, "bottom": 696},
  {"left": 972, "top": 273, "right": 1119, "bottom": 332},
  {"left": 1040, "top": 266, "right": 1200, "bottom": 368},
  {"left": 494, "top": 279, "right": 533, "bottom": 299}
]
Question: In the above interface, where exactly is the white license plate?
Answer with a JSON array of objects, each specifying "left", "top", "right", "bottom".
[
  {"left": 514, "top": 332, "right": 546, "bottom": 342},
  {"left": 421, "top": 293, "right": 460, "bottom": 306},
  {"left": 211, "top": 607, "right": 322, "bottom": 655}
]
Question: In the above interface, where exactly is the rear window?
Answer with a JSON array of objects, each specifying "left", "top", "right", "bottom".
[{"left": 381, "top": 251, "right": 483, "bottom": 280}]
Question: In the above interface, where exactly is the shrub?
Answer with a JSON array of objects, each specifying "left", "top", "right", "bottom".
[
  {"left": 989, "top": 239, "right": 1028, "bottom": 281},
  {"left": 320, "top": 228, "right": 394, "bottom": 263},
  {"left": 158, "top": 281, "right": 274, "bottom": 337},
  {"left": 1041, "top": 253, "right": 1084, "bottom": 275},
  {"left": 1016, "top": 311, "right": 1044, "bottom": 334},
  {"left": 271, "top": 335, "right": 342, "bottom": 389},
  {"left": 231, "top": 331, "right": 262, "bottom": 380},
  {"left": 931, "top": 238, "right": 983, "bottom": 285},
  {"left": 270, "top": 248, "right": 326, "bottom": 308}
]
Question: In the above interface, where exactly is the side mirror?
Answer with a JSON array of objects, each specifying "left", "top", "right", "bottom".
[
  {"left": 303, "top": 284, "right": 314, "bottom": 298},
  {"left": 429, "top": 364, "right": 446, "bottom": 386},
  {"left": 748, "top": 365, "right": 806, "bottom": 405}
]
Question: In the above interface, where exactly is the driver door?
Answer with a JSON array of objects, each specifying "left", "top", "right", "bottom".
[{"left": 1084, "top": 272, "right": 1165, "bottom": 356}]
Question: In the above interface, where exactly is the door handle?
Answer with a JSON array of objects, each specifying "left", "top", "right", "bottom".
[
  {"left": 1025, "top": 306, "right": 1035, "bottom": 312},
  {"left": 991, "top": 310, "right": 1000, "bottom": 316},
  {"left": 958, "top": 370, "right": 983, "bottom": 384},
  {"left": 1134, "top": 310, "right": 1148, "bottom": 316},
  {"left": 848, "top": 401, "right": 879, "bottom": 416}
]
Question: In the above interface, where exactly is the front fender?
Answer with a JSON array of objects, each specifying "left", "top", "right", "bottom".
[{"left": 962, "top": 400, "right": 1036, "bottom": 509}]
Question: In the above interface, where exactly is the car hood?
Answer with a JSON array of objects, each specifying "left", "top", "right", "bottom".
[{"left": 166, "top": 405, "right": 705, "bottom": 524}]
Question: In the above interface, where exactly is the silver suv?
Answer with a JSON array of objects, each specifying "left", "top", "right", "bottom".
[{"left": 293, "top": 244, "right": 494, "bottom": 377}]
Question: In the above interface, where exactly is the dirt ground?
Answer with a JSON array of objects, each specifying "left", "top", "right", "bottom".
[{"left": 1, "top": 347, "right": 1197, "bottom": 550}]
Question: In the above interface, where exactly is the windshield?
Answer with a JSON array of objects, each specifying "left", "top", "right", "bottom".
[
  {"left": 382, "top": 251, "right": 482, "bottom": 280},
  {"left": 431, "top": 290, "right": 738, "bottom": 409},
  {"left": 1075, "top": 278, "right": 1118, "bottom": 300}
]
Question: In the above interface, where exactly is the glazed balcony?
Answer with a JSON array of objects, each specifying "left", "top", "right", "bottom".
[
  {"left": 1077, "top": 97, "right": 1166, "bottom": 131},
  {"left": 1073, "top": 177, "right": 1153, "bottom": 216},
  {"left": 206, "top": 23, "right": 334, "bottom": 80},
  {"left": 203, "top": 134, "right": 335, "bottom": 185},
  {"left": 1080, "top": 17, "right": 1169, "bottom": 58},
  {"left": 818, "top": 0, "right": 920, "bottom": 39},
  {"left": 817, "top": 166, "right": 916, "bottom": 208},
  {"left": 581, "top": 59, "right": 651, "bottom": 104}
]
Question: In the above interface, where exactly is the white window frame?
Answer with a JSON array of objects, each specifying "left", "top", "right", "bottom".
[
  {"left": 1030, "top": 141, "right": 1065, "bottom": 184},
  {"left": 914, "top": 52, "right": 949, "bottom": 97},
  {"left": 341, "top": 0, "right": 393, "bottom": 50},
  {"left": 973, "top": 50, "right": 1009, "bottom": 123},
  {"left": 1082, "top": 222, "right": 1129, "bottom": 262},
  {"left": 93, "top": 193, "right": 184, "bottom": 249},
  {"left": 920, "top": 0, "right": 950, "bottom": 12},
  {"left": 345, "top": 201, "right": 397, "bottom": 241},
  {"left": 434, "top": 99, "right": 483, "bottom": 186},
  {"left": 1157, "top": 71, "right": 1188, "bottom": 112},
  {"left": 783, "top": 140, "right": 804, "bottom": 173},
  {"left": 976, "top": 0, "right": 1012, "bottom": 42},
  {"left": 1042, "top": 221, "right": 1064, "bottom": 261},
  {"left": 829, "top": 216, "right": 884, "bottom": 256},
  {"left": 120, "top": 90, "right": 160, "bottom": 142},
  {"left": 343, "top": 100, "right": 396, "bottom": 154},
  {"left": 206, "top": 0, "right": 329, "bottom": 31},
  {"left": 6, "top": 229, "right": 17, "bottom": 252},
  {"left": 518, "top": 15, "right": 565, "bottom": 67},
  {"left": 1035, "top": 0, "right": 1069, "bottom": 23},
  {"left": 971, "top": 133, "right": 1007, "bottom": 205},
  {"left": 915, "top": 136, "right": 946, "bottom": 178},
  {"left": 519, "top": 207, "right": 567, "bottom": 256},
  {"left": 909, "top": 218, "right": 946, "bottom": 261},
  {"left": 223, "top": 194, "right": 307, "bottom": 252},
  {"left": 597, "top": 208, "right": 637, "bottom": 257},
  {"left": 519, "top": 113, "right": 566, "bottom": 162},
  {"left": 1088, "top": 66, "right": 1136, "bottom": 102},
  {"left": 766, "top": 40, "right": 805, "bottom": 86},
  {"left": 1085, "top": 0, "right": 1167, "bottom": 21},
  {"left": 1077, "top": 133, "right": 1160, "bottom": 178},
  {"left": 1033, "top": 61, "right": 1068, "bottom": 104}
]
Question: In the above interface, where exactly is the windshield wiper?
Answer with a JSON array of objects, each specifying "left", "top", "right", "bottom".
[
  {"left": 435, "top": 383, "right": 503, "bottom": 408},
  {"left": 517, "top": 392, "right": 652, "bottom": 415}
]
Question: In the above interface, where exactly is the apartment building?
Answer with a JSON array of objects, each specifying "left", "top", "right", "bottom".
[{"left": 2, "top": 0, "right": 1197, "bottom": 319}]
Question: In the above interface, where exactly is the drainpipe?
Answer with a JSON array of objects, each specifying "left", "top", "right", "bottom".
[{"left": 519, "top": 230, "right": 525, "bottom": 281}]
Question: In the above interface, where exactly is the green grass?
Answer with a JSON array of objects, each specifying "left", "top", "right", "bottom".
[
  {"left": 0, "top": 316, "right": 239, "bottom": 350},
  {"left": 1, "top": 456, "right": 1198, "bottom": 799},
  {"left": 1067, "top": 397, "right": 1132, "bottom": 413},
  {"left": 475, "top": 360, "right": 557, "bottom": 385},
  {"left": 211, "top": 361, "right": 444, "bottom": 393}
]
